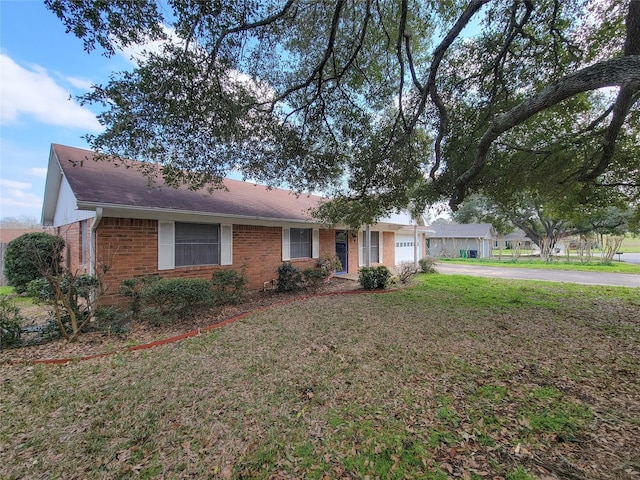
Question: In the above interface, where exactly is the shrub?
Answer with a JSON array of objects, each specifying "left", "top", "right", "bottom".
[
  {"left": 277, "top": 262, "right": 304, "bottom": 292},
  {"left": 419, "top": 256, "right": 438, "bottom": 274},
  {"left": 0, "top": 297, "right": 23, "bottom": 348},
  {"left": 4, "top": 232, "right": 64, "bottom": 293},
  {"left": 211, "top": 268, "right": 248, "bottom": 305},
  {"left": 94, "top": 306, "right": 130, "bottom": 335},
  {"left": 119, "top": 275, "right": 162, "bottom": 314},
  {"left": 27, "top": 273, "right": 98, "bottom": 340},
  {"left": 140, "top": 278, "right": 213, "bottom": 321},
  {"left": 359, "top": 266, "right": 391, "bottom": 290},
  {"left": 396, "top": 262, "right": 419, "bottom": 284},
  {"left": 317, "top": 253, "right": 343, "bottom": 278},
  {"left": 303, "top": 267, "right": 325, "bottom": 291}
]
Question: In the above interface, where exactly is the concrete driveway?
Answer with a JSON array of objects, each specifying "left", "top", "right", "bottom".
[{"left": 437, "top": 263, "right": 640, "bottom": 288}]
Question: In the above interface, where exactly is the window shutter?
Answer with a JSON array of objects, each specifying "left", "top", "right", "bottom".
[
  {"left": 312, "top": 228, "right": 319, "bottom": 259},
  {"left": 358, "top": 231, "right": 364, "bottom": 267},
  {"left": 158, "top": 221, "right": 175, "bottom": 270},
  {"left": 378, "top": 231, "right": 384, "bottom": 264},
  {"left": 221, "top": 224, "right": 233, "bottom": 265},
  {"left": 282, "top": 228, "right": 290, "bottom": 261}
]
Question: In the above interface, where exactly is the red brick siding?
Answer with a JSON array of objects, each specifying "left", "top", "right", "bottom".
[
  {"left": 382, "top": 231, "right": 395, "bottom": 268},
  {"left": 92, "top": 218, "right": 337, "bottom": 305},
  {"left": 57, "top": 220, "right": 90, "bottom": 275}
]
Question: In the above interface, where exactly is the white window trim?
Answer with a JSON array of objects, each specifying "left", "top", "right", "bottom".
[
  {"left": 158, "top": 221, "right": 232, "bottom": 269},
  {"left": 282, "top": 227, "right": 319, "bottom": 261},
  {"left": 359, "top": 230, "right": 384, "bottom": 266}
]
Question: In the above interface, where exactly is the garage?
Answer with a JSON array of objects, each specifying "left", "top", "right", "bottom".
[{"left": 395, "top": 233, "right": 419, "bottom": 264}]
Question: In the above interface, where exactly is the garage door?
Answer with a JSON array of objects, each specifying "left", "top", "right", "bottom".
[{"left": 395, "top": 234, "right": 418, "bottom": 264}]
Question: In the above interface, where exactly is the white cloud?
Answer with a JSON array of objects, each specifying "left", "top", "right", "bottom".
[
  {"left": 0, "top": 178, "right": 42, "bottom": 217},
  {"left": 29, "top": 168, "right": 48, "bottom": 178},
  {"left": 117, "top": 24, "right": 176, "bottom": 65},
  {"left": 0, "top": 178, "right": 31, "bottom": 190},
  {"left": 65, "top": 75, "right": 94, "bottom": 90},
  {"left": 0, "top": 53, "right": 103, "bottom": 131}
]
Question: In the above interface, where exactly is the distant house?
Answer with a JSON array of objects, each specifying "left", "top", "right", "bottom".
[
  {"left": 426, "top": 223, "right": 495, "bottom": 258},
  {"left": 499, "top": 231, "right": 534, "bottom": 251},
  {"left": 41, "top": 144, "right": 425, "bottom": 303}
]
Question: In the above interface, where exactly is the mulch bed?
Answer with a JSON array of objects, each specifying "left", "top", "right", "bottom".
[{"left": 1, "top": 278, "right": 363, "bottom": 364}]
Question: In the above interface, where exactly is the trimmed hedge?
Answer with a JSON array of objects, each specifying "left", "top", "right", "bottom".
[{"left": 140, "top": 278, "right": 213, "bottom": 321}]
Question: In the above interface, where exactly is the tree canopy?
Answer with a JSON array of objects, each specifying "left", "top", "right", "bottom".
[{"left": 46, "top": 0, "right": 640, "bottom": 227}]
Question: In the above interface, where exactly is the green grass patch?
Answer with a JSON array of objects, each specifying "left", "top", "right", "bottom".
[
  {"left": 0, "top": 286, "right": 14, "bottom": 296},
  {"left": 440, "top": 257, "right": 640, "bottom": 274},
  {"left": 1, "top": 277, "right": 637, "bottom": 479}
]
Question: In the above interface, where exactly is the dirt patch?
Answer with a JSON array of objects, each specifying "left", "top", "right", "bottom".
[{"left": 1, "top": 277, "right": 362, "bottom": 363}]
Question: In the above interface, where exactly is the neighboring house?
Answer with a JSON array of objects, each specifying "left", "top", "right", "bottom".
[
  {"left": 498, "top": 231, "right": 534, "bottom": 251},
  {"left": 426, "top": 223, "right": 495, "bottom": 258},
  {"left": 42, "top": 144, "right": 424, "bottom": 304}
]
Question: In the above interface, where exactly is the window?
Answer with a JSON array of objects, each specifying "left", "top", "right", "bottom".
[
  {"left": 360, "top": 231, "right": 380, "bottom": 264},
  {"left": 175, "top": 222, "right": 220, "bottom": 266},
  {"left": 159, "top": 222, "right": 233, "bottom": 270},
  {"left": 290, "top": 228, "right": 311, "bottom": 259},
  {"left": 80, "top": 220, "right": 88, "bottom": 264},
  {"left": 282, "top": 227, "right": 319, "bottom": 261}
]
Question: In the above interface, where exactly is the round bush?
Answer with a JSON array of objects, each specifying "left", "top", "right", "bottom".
[
  {"left": 276, "top": 262, "right": 304, "bottom": 292},
  {"left": 4, "top": 232, "right": 64, "bottom": 293}
]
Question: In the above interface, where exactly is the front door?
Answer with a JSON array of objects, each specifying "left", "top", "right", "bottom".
[{"left": 335, "top": 231, "right": 348, "bottom": 273}]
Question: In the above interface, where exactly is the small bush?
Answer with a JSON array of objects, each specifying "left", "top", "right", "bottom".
[
  {"left": 419, "top": 256, "right": 438, "bottom": 274},
  {"left": 211, "top": 268, "right": 248, "bottom": 305},
  {"left": 4, "top": 232, "right": 64, "bottom": 293},
  {"left": 0, "top": 297, "right": 23, "bottom": 348},
  {"left": 359, "top": 266, "right": 391, "bottom": 290},
  {"left": 303, "top": 267, "right": 325, "bottom": 291},
  {"left": 140, "top": 278, "right": 213, "bottom": 321},
  {"left": 317, "top": 253, "right": 343, "bottom": 277},
  {"left": 94, "top": 306, "right": 130, "bottom": 335},
  {"left": 119, "top": 275, "right": 162, "bottom": 313},
  {"left": 277, "top": 262, "right": 304, "bottom": 292},
  {"left": 396, "top": 262, "right": 418, "bottom": 284}
]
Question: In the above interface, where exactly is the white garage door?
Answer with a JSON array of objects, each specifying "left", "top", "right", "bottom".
[{"left": 395, "top": 234, "right": 418, "bottom": 264}]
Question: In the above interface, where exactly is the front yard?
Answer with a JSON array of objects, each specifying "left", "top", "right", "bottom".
[{"left": 1, "top": 275, "right": 639, "bottom": 479}]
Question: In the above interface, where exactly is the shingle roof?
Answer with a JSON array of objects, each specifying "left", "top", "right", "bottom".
[
  {"left": 51, "top": 144, "right": 325, "bottom": 222},
  {"left": 426, "top": 223, "right": 494, "bottom": 238}
]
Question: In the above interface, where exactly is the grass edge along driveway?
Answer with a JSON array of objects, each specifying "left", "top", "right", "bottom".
[{"left": 1, "top": 275, "right": 639, "bottom": 480}]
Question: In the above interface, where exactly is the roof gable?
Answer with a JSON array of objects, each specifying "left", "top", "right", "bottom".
[{"left": 47, "top": 144, "right": 325, "bottom": 223}]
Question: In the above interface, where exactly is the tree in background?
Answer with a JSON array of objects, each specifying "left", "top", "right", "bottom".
[
  {"left": 45, "top": 0, "right": 640, "bottom": 226},
  {"left": 453, "top": 193, "right": 636, "bottom": 260}
]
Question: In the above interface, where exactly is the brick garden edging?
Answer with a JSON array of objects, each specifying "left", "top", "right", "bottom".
[{"left": 9, "top": 288, "right": 393, "bottom": 366}]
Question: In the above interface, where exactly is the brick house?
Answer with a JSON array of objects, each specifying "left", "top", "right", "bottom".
[{"left": 42, "top": 144, "right": 426, "bottom": 303}]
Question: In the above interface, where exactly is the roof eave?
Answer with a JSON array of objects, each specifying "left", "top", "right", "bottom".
[{"left": 75, "top": 201, "right": 324, "bottom": 226}]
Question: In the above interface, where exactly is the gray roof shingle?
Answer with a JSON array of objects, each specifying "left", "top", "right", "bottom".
[{"left": 52, "top": 144, "right": 325, "bottom": 222}]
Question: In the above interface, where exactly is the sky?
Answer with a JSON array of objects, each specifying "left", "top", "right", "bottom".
[{"left": 0, "top": 0, "right": 140, "bottom": 222}]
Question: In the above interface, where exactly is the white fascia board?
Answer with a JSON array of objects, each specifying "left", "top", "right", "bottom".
[{"left": 75, "top": 201, "right": 328, "bottom": 228}]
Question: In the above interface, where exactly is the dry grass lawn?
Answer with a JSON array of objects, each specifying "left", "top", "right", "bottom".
[{"left": 1, "top": 275, "right": 639, "bottom": 479}]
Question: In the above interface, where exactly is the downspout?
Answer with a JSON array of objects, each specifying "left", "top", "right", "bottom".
[{"left": 90, "top": 207, "right": 103, "bottom": 277}]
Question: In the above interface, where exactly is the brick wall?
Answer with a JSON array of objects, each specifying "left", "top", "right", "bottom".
[
  {"left": 382, "top": 231, "right": 395, "bottom": 268},
  {"left": 92, "top": 218, "right": 338, "bottom": 304},
  {"left": 57, "top": 220, "right": 91, "bottom": 275}
]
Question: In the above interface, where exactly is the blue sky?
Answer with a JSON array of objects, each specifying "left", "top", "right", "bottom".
[{"left": 0, "top": 1, "right": 140, "bottom": 221}]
